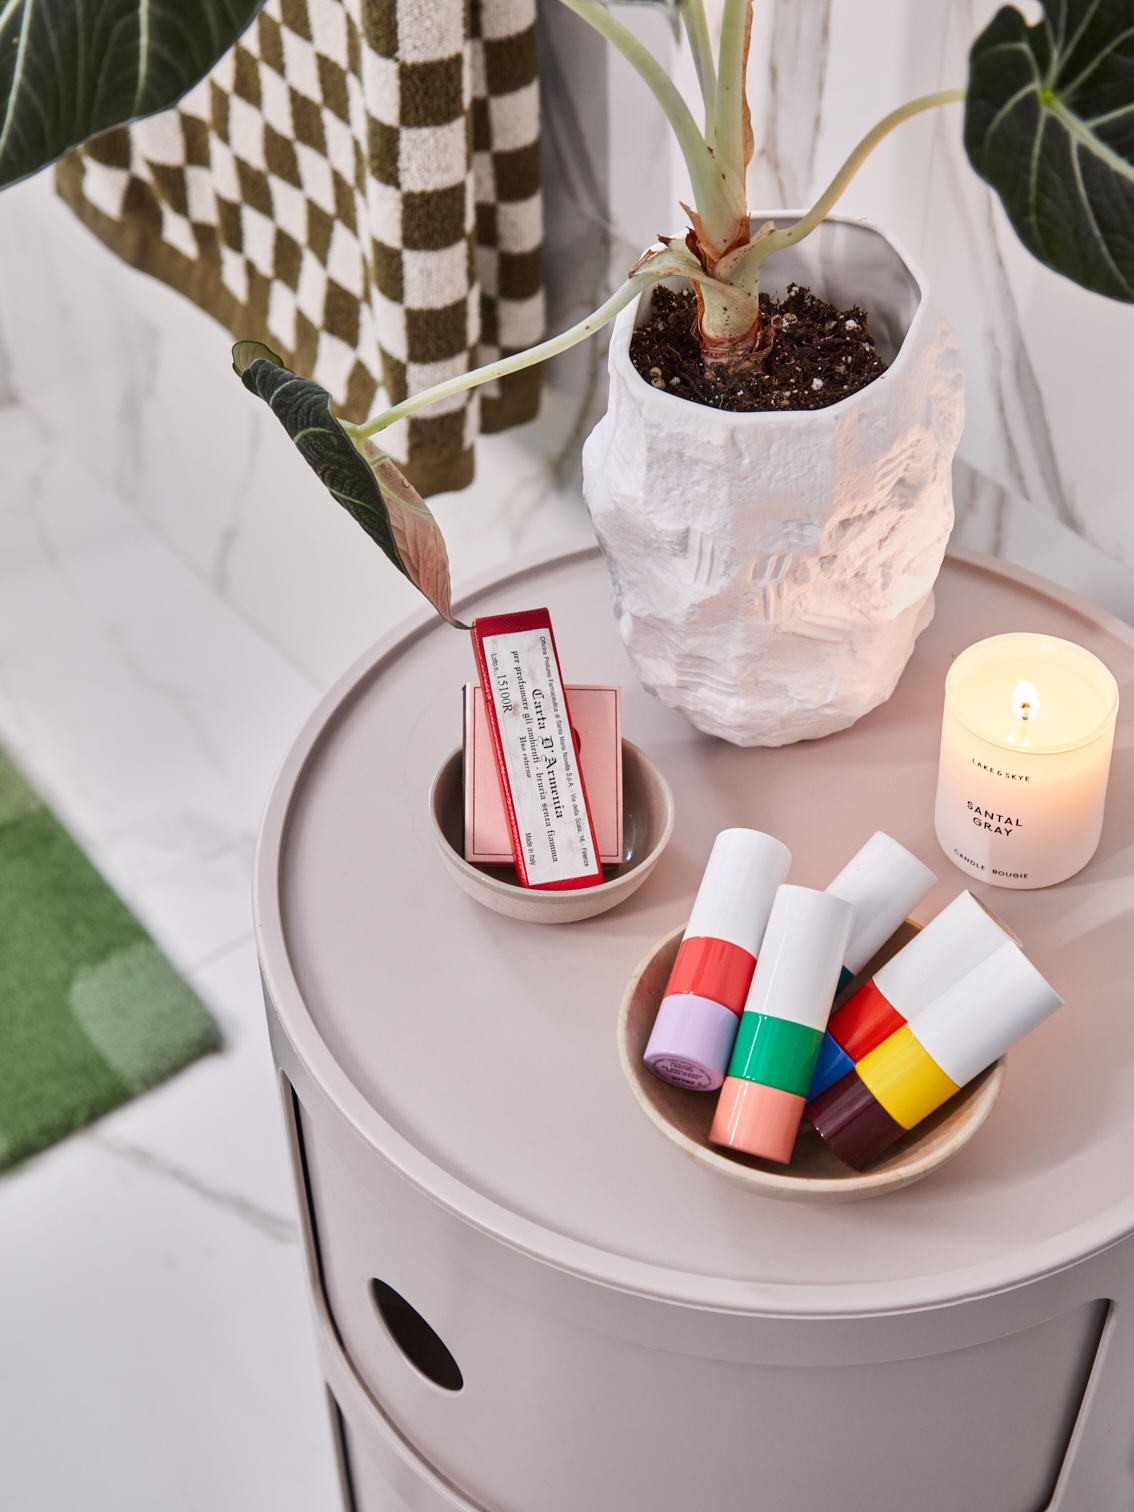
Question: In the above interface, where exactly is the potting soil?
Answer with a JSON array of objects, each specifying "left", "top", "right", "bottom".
[{"left": 629, "top": 284, "right": 889, "bottom": 413}]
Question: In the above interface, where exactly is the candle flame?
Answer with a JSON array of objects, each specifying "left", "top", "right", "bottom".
[
  {"left": 1007, "top": 679, "right": 1040, "bottom": 745},
  {"left": 1014, "top": 680, "right": 1039, "bottom": 723}
]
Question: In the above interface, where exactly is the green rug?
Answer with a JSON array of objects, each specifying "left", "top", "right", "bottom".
[{"left": 0, "top": 747, "right": 221, "bottom": 1171}]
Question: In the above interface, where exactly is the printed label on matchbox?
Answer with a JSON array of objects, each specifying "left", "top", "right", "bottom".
[{"left": 477, "top": 621, "right": 602, "bottom": 888}]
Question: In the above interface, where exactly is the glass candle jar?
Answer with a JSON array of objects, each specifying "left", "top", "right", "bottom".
[{"left": 934, "top": 633, "right": 1119, "bottom": 890}]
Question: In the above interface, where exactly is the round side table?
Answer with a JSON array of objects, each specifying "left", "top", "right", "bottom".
[{"left": 255, "top": 542, "right": 1134, "bottom": 1512}]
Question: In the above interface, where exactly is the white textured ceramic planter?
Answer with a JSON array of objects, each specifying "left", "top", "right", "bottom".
[{"left": 582, "top": 214, "right": 964, "bottom": 746}]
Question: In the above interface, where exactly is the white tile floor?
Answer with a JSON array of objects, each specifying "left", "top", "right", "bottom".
[{"left": 0, "top": 170, "right": 1132, "bottom": 1512}]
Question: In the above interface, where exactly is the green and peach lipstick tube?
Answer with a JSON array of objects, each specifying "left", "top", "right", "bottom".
[{"left": 709, "top": 885, "right": 855, "bottom": 1165}]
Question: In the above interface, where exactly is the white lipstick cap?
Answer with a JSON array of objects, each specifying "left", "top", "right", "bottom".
[
  {"left": 684, "top": 829, "right": 792, "bottom": 958},
  {"left": 826, "top": 832, "right": 937, "bottom": 975},
  {"left": 912, "top": 940, "right": 1063, "bottom": 1086},
  {"left": 743, "top": 885, "right": 856, "bottom": 1032},
  {"left": 873, "top": 890, "right": 1014, "bottom": 1023}
]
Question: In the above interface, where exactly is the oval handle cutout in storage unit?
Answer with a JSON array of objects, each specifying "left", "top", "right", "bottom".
[{"left": 371, "top": 1279, "right": 464, "bottom": 1391}]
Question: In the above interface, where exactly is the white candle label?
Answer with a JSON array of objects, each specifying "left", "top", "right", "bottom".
[
  {"left": 936, "top": 731, "right": 1038, "bottom": 882},
  {"left": 479, "top": 626, "right": 601, "bottom": 887}
]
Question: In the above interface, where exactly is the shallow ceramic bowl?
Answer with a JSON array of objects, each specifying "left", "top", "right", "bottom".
[
  {"left": 430, "top": 740, "right": 675, "bottom": 924},
  {"left": 618, "top": 922, "right": 1006, "bottom": 1202}
]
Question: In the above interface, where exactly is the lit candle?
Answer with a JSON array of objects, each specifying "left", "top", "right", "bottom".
[{"left": 934, "top": 633, "right": 1119, "bottom": 889}]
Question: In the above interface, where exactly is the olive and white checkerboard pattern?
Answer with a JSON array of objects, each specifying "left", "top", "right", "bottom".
[{"left": 58, "top": 0, "right": 544, "bottom": 496}]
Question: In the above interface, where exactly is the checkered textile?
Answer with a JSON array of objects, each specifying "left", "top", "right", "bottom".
[{"left": 56, "top": 0, "right": 545, "bottom": 498}]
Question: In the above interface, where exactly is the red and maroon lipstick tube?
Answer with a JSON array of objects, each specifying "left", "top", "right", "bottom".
[
  {"left": 807, "top": 938, "right": 1062, "bottom": 1169},
  {"left": 806, "top": 890, "right": 1015, "bottom": 1099},
  {"left": 470, "top": 610, "right": 604, "bottom": 892}
]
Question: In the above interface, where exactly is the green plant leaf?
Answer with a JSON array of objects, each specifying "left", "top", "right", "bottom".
[
  {"left": 965, "top": 0, "right": 1134, "bottom": 301},
  {"left": 233, "top": 344, "right": 464, "bottom": 629},
  {"left": 0, "top": 0, "right": 265, "bottom": 189}
]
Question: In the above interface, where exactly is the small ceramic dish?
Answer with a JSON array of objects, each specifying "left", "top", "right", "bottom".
[
  {"left": 429, "top": 739, "right": 675, "bottom": 924},
  {"left": 618, "top": 921, "right": 1005, "bottom": 1202}
]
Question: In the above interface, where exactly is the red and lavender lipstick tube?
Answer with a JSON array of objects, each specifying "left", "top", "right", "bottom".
[{"left": 644, "top": 829, "right": 791, "bottom": 1090}]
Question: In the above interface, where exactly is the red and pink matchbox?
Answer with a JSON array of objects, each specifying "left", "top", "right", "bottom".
[
  {"left": 464, "top": 682, "right": 623, "bottom": 866},
  {"left": 468, "top": 611, "right": 616, "bottom": 891}
]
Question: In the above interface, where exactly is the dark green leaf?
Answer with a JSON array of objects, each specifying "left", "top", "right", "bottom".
[
  {"left": 0, "top": 0, "right": 265, "bottom": 189},
  {"left": 965, "top": 0, "right": 1134, "bottom": 301},
  {"left": 234, "top": 347, "right": 464, "bottom": 628}
]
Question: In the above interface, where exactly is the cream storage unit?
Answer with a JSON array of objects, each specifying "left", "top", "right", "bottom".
[{"left": 256, "top": 542, "right": 1134, "bottom": 1512}]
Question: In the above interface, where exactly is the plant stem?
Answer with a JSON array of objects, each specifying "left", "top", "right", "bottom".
[
  {"left": 713, "top": 0, "right": 751, "bottom": 185},
  {"left": 680, "top": 0, "right": 716, "bottom": 131},
  {"left": 759, "top": 88, "right": 966, "bottom": 259},
  {"left": 347, "top": 273, "right": 651, "bottom": 441},
  {"left": 556, "top": 0, "right": 741, "bottom": 248},
  {"left": 350, "top": 86, "right": 970, "bottom": 442},
  {"left": 347, "top": 238, "right": 758, "bottom": 441}
]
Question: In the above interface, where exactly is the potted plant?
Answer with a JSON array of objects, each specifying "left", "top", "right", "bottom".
[
  {"left": 2, "top": 0, "right": 1130, "bottom": 742},
  {"left": 582, "top": 208, "right": 963, "bottom": 745},
  {"left": 231, "top": 0, "right": 1131, "bottom": 744}
]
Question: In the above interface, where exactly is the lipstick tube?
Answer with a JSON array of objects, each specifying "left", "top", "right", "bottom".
[
  {"left": 807, "top": 833, "right": 936, "bottom": 1092},
  {"left": 806, "top": 939, "right": 1063, "bottom": 1168},
  {"left": 644, "top": 829, "right": 791, "bottom": 1090},
  {"left": 709, "top": 886, "right": 855, "bottom": 1164},
  {"left": 826, "top": 832, "right": 937, "bottom": 994},
  {"left": 806, "top": 889, "right": 1015, "bottom": 1101}
]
